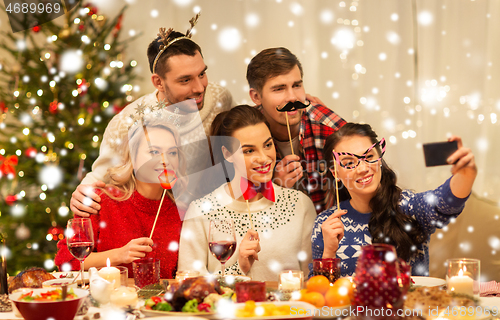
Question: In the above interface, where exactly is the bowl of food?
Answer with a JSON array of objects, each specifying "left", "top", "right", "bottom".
[{"left": 9, "top": 287, "right": 89, "bottom": 320}]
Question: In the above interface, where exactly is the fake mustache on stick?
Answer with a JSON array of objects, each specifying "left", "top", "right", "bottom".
[{"left": 275, "top": 100, "right": 311, "bottom": 112}]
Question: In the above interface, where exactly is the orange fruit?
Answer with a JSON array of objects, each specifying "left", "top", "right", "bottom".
[
  {"left": 325, "top": 285, "right": 350, "bottom": 307},
  {"left": 306, "top": 275, "right": 330, "bottom": 294},
  {"left": 325, "top": 280, "right": 352, "bottom": 307},
  {"left": 333, "top": 277, "right": 355, "bottom": 301},
  {"left": 301, "top": 291, "right": 325, "bottom": 308}
]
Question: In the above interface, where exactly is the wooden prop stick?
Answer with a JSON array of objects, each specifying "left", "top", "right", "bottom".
[
  {"left": 150, "top": 189, "right": 166, "bottom": 239},
  {"left": 332, "top": 149, "right": 341, "bottom": 210},
  {"left": 285, "top": 112, "right": 295, "bottom": 156},
  {"left": 245, "top": 200, "right": 254, "bottom": 230},
  {"left": 151, "top": 153, "right": 170, "bottom": 239}
]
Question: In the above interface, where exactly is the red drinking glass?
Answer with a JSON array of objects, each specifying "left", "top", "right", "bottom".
[
  {"left": 312, "top": 258, "right": 341, "bottom": 283},
  {"left": 353, "top": 244, "right": 408, "bottom": 317},
  {"left": 132, "top": 257, "right": 160, "bottom": 288}
]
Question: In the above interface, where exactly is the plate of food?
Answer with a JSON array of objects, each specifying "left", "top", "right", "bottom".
[
  {"left": 405, "top": 286, "right": 491, "bottom": 320},
  {"left": 140, "top": 276, "right": 233, "bottom": 319},
  {"left": 232, "top": 301, "right": 317, "bottom": 319},
  {"left": 412, "top": 276, "right": 446, "bottom": 288}
]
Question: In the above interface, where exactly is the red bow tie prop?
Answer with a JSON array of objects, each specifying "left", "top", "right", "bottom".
[
  {"left": 0, "top": 155, "right": 18, "bottom": 175},
  {"left": 240, "top": 177, "right": 275, "bottom": 202}
]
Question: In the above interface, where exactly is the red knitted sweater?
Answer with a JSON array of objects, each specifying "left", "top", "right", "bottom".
[{"left": 54, "top": 189, "right": 183, "bottom": 279}]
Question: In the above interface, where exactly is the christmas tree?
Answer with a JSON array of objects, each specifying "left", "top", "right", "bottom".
[{"left": 0, "top": 2, "right": 139, "bottom": 274}]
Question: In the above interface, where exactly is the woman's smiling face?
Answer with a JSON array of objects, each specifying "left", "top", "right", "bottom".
[
  {"left": 228, "top": 122, "right": 276, "bottom": 185},
  {"left": 332, "top": 135, "right": 383, "bottom": 201},
  {"left": 133, "top": 127, "right": 179, "bottom": 184}
]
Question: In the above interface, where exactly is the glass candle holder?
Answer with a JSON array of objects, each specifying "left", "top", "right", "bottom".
[
  {"left": 110, "top": 286, "right": 138, "bottom": 307},
  {"left": 279, "top": 270, "right": 303, "bottom": 292},
  {"left": 446, "top": 258, "right": 480, "bottom": 297},
  {"left": 312, "top": 258, "right": 341, "bottom": 283},
  {"left": 116, "top": 266, "right": 128, "bottom": 287},
  {"left": 235, "top": 281, "right": 266, "bottom": 303}
]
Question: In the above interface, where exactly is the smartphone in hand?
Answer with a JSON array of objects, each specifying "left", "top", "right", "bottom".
[{"left": 423, "top": 141, "right": 458, "bottom": 167}]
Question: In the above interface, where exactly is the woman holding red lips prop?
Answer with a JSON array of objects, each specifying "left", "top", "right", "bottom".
[{"left": 55, "top": 104, "right": 187, "bottom": 279}]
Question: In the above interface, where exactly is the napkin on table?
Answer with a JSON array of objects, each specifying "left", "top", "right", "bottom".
[{"left": 480, "top": 281, "right": 500, "bottom": 297}]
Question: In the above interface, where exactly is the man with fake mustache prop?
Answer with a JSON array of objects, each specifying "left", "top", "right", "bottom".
[{"left": 247, "top": 47, "right": 346, "bottom": 213}]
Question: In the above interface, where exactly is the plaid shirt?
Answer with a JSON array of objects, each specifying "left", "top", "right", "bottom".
[{"left": 259, "top": 104, "right": 346, "bottom": 213}]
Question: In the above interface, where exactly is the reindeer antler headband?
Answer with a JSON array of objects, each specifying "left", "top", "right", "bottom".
[{"left": 152, "top": 13, "right": 201, "bottom": 74}]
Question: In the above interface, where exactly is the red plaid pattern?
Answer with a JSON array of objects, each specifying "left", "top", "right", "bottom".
[
  {"left": 298, "top": 104, "right": 346, "bottom": 213},
  {"left": 258, "top": 103, "right": 346, "bottom": 213}
]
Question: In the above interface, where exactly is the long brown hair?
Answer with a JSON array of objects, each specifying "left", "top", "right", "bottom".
[{"left": 323, "top": 123, "right": 426, "bottom": 261}]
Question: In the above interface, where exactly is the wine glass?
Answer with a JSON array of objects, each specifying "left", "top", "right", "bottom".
[
  {"left": 66, "top": 218, "right": 94, "bottom": 288},
  {"left": 208, "top": 219, "right": 237, "bottom": 278}
]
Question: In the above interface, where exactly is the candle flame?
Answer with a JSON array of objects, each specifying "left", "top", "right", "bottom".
[
  {"left": 106, "top": 257, "right": 110, "bottom": 268},
  {"left": 458, "top": 269, "right": 464, "bottom": 276}
]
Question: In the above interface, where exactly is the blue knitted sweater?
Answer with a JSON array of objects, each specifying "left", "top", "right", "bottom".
[{"left": 310, "top": 178, "right": 468, "bottom": 278}]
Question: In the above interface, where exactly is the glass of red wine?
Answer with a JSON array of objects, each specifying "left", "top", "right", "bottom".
[
  {"left": 66, "top": 218, "right": 94, "bottom": 288},
  {"left": 208, "top": 219, "right": 236, "bottom": 278}
]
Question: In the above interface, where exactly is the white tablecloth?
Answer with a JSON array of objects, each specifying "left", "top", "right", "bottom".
[{"left": 1, "top": 298, "right": 499, "bottom": 319}]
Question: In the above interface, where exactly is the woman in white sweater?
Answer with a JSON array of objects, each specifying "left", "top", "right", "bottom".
[{"left": 178, "top": 105, "right": 316, "bottom": 281}]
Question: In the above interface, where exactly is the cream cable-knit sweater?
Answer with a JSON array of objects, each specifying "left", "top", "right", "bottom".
[
  {"left": 178, "top": 183, "right": 317, "bottom": 281},
  {"left": 81, "top": 82, "right": 233, "bottom": 184}
]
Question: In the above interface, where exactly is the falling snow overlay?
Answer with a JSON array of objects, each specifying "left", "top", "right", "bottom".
[
  {"left": 178, "top": 183, "right": 316, "bottom": 281},
  {"left": 310, "top": 177, "right": 468, "bottom": 278},
  {"left": 1, "top": 0, "right": 499, "bottom": 279},
  {"left": 0, "top": 3, "right": 138, "bottom": 273}
]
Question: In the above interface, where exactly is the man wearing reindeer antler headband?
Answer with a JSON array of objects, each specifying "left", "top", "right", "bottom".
[
  {"left": 247, "top": 47, "right": 346, "bottom": 214},
  {"left": 70, "top": 14, "right": 234, "bottom": 217}
]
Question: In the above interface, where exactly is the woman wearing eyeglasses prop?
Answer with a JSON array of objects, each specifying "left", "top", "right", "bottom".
[{"left": 310, "top": 123, "right": 476, "bottom": 277}]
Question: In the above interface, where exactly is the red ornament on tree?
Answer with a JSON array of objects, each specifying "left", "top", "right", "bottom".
[
  {"left": 26, "top": 147, "right": 37, "bottom": 158},
  {"left": 32, "top": 25, "right": 41, "bottom": 33},
  {"left": 0, "top": 155, "right": 18, "bottom": 175},
  {"left": 5, "top": 194, "right": 18, "bottom": 206},
  {"left": 77, "top": 79, "right": 89, "bottom": 95},
  {"left": 49, "top": 101, "right": 58, "bottom": 114},
  {"left": 0, "top": 101, "right": 6, "bottom": 113},
  {"left": 85, "top": 4, "right": 98, "bottom": 16},
  {"left": 112, "top": 14, "right": 123, "bottom": 38},
  {"left": 47, "top": 223, "right": 65, "bottom": 241}
]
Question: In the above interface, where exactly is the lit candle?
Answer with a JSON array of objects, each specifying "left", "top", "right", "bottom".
[
  {"left": 280, "top": 270, "right": 302, "bottom": 291},
  {"left": 98, "top": 258, "right": 121, "bottom": 289},
  {"left": 0, "top": 238, "right": 8, "bottom": 295},
  {"left": 110, "top": 286, "right": 138, "bottom": 307},
  {"left": 448, "top": 268, "right": 474, "bottom": 296}
]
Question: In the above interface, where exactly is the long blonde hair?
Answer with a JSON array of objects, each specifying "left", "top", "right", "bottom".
[{"left": 101, "top": 120, "right": 187, "bottom": 202}]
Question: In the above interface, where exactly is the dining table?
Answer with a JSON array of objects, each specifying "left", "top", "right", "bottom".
[{"left": 1, "top": 278, "right": 499, "bottom": 320}]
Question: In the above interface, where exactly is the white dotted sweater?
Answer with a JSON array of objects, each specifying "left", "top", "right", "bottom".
[
  {"left": 178, "top": 183, "right": 317, "bottom": 281},
  {"left": 310, "top": 177, "right": 468, "bottom": 277}
]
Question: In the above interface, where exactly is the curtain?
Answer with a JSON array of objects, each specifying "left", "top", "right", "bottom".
[{"left": 101, "top": 0, "right": 499, "bottom": 203}]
